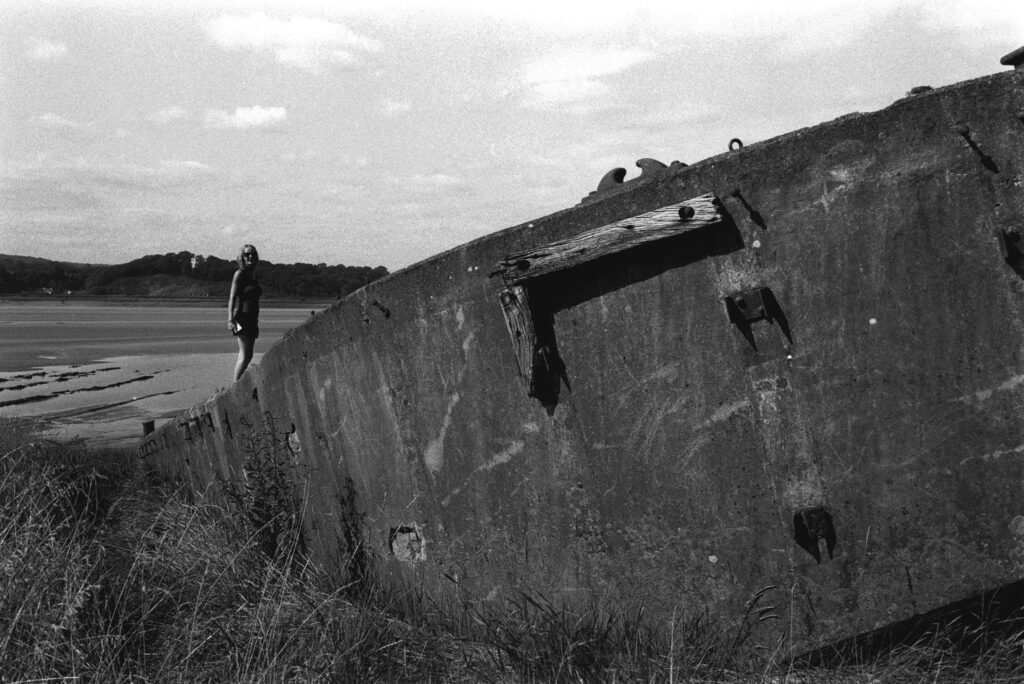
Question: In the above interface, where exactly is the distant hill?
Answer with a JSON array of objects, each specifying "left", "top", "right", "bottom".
[{"left": 0, "top": 252, "right": 388, "bottom": 300}]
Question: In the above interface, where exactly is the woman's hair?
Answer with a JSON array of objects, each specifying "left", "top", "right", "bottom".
[{"left": 237, "top": 244, "right": 259, "bottom": 269}]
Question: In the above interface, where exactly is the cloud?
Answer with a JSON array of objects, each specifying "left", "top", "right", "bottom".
[
  {"left": 159, "top": 160, "right": 212, "bottom": 173},
  {"left": 408, "top": 173, "right": 465, "bottom": 188},
  {"left": 0, "top": 177, "right": 99, "bottom": 212},
  {"left": 3, "top": 157, "right": 216, "bottom": 195},
  {"left": 523, "top": 47, "right": 653, "bottom": 84},
  {"left": 915, "top": 0, "right": 1024, "bottom": 42},
  {"left": 147, "top": 106, "right": 190, "bottom": 124},
  {"left": 386, "top": 173, "right": 469, "bottom": 195},
  {"left": 380, "top": 99, "right": 412, "bottom": 117},
  {"left": 203, "top": 106, "right": 288, "bottom": 130},
  {"left": 34, "top": 113, "right": 86, "bottom": 130},
  {"left": 523, "top": 79, "right": 609, "bottom": 110},
  {"left": 24, "top": 37, "right": 67, "bottom": 61},
  {"left": 520, "top": 47, "right": 654, "bottom": 110},
  {"left": 0, "top": 158, "right": 216, "bottom": 255},
  {"left": 206, "top": 12, "right": 382, "bottom": 73},
  {"left": 618, "top": 102, "right": 722, "bottom": 135}
]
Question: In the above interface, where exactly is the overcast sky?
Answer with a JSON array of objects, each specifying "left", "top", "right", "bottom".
[{"left": 1, "top": 1, "right": 1020, "bottom": 270}]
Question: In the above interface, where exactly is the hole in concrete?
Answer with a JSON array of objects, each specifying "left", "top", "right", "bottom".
[
  {"left": 287, "top": 425, "right": 301, "bottom": 453},
  {"left": 388, "top": 524, "right": 426, "bottom": 563}
]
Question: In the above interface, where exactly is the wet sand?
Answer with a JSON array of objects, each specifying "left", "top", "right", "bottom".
[{"left": 0, "top": 300, "right": 314, "bottom": 445}]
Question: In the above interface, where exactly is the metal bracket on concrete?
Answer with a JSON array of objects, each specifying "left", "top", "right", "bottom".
[
  {"left": 726, "top": 288, "right": 772, "bottom": 324},
  {"left": 725, "top": 286, "right": 793, "bottom": 364}
]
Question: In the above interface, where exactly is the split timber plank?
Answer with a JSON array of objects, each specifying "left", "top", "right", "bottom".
[
  {"left": 498, "top": 284, "right": 537, "bottom": 387},
  {"left": 497, "top": 193, "right": 724, "bottom": 286}
]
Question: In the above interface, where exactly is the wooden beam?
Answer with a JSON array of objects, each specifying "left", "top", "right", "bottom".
[
  {"left": 498, "top": 285, "right": 538, "bottom": 388},
  {"left": 496, "top": 193, "right": 724, "bottom": 286}
]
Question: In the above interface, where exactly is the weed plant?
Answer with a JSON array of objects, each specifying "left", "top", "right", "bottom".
[
  {"left": 2, "top": 416, "right": 1024, "bottom": 682},
  {"left": 218, "top": 416, "right": 308, "bottom": 568}
]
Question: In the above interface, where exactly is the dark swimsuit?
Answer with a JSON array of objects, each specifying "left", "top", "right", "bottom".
[{"left": 233, "top": 269, "right": 262, "bottom": 339}]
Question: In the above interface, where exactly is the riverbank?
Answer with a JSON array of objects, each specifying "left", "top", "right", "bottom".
[
  {"left": 0, "top": 294, "right": 337, "bottom": 308},
  {"left": 0, "top": 301, "right": 312, "bottom": 445}
]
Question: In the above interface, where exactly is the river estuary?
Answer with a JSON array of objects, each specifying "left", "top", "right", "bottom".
[{"left": 0, "top": 299, "right": 316, "bottom": 445}]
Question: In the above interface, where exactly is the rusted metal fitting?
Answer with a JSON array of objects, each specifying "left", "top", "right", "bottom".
[
  {"left": 597, "top": 167, "right": 627, "bottom": 192},
  {"left": 679, "top": 205, "right": 696, "bottom": 221},
  {"left": 794, "top": 506, "right": 836, "bottom": 564},
  {"left": 636, "top": 157, "right": 668, "bottom": 177},
  {"left": 729, "top": 138, "right": 743, "bottom": 151},
  {"left": 581, "top": 158, "right": 688, "bottom": 204},
  {"left": 729, "top": 289, "right": 768, "bottom": 324}
]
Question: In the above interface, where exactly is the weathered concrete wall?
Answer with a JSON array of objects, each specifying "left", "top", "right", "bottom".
[{"left": 142, "top": 68, "right": 1024, "bottom": 652}]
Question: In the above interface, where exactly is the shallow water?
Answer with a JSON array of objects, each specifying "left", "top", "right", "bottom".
[{"left": 0, "top": 300, "right": 315, "bottom": 445}]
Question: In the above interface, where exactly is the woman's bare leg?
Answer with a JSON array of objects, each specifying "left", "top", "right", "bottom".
[{"left": 234, "top": 334, "right": 255, "bottom": 381}]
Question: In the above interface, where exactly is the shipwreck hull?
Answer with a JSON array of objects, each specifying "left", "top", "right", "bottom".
[{"left": 142, "top": 67, "right": 1024, "bottom": 652}]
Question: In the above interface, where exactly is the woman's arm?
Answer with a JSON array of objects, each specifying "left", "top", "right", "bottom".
[{"left": 228, "top": 269, "right": 241, "bottom": 329}]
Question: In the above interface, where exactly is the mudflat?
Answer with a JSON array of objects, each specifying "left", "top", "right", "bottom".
[{"left": 0, "top": 298, "right": 316, "bottom": 444}]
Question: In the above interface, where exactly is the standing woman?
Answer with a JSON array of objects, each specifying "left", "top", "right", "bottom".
[{"left": 228, "top": 244, "right": 262, "bottom": 380}]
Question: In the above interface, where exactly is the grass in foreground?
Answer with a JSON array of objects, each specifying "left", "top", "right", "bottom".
[{"left": 2, "top": 417, "right": 1024, "bottom": 683}]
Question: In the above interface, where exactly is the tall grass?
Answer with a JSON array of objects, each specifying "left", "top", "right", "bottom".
[
  {"left": 2, "top": 416, "right": 1024, "bottom": 682},
  {"left": 0, "top": 418, "right": 465, "bottom": 682}
]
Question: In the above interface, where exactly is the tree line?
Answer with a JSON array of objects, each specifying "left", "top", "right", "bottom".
[{"left": 0, "top": 252, "right": 389, "bottom": 299}]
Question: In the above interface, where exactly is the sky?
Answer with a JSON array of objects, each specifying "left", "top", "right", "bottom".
[{"left": 1, "top": 1, "right": 1021, "bottom": 270}]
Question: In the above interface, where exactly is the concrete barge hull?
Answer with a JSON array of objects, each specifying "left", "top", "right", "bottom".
[{"left": 142, "top": 68, "right": 1024, "bottom": 651}]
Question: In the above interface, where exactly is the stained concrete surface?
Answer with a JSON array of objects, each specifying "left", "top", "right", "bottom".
[{"left": 142, "top": 68, "right": 1024, "bottom": 653}]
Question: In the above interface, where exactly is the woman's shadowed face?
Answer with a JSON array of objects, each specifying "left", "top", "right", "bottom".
[{"left": 240, "top": 246, "right": 258, "bottom": 270}]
